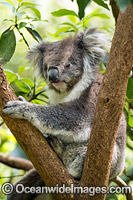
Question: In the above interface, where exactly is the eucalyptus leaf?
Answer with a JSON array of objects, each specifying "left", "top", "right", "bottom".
[
  {"left": 21, "top": 78, "right": 34, "bottom": 88},
  {"left": 0, "top": 2, "right": 15, "bottom": 10},
  {"left": 17, "top": 0, "right": 23, "bottom": 3},
  {"left": 25, "top": 27, "right": 42, "bottom": 42},
  {"left": 21, "top": 2, "right": 40, "bottom": 7},
  {"left": 16, "top": 11, "right": 26, "bottom": 18},
  {"left": 19, "top": 66, "right": 26, "bottom": 74},
  {"left": 19, "top": 22, "right": 27, "bottom": 29},
  {"left": 126, "top": 77, "right": 133, "bottom": 99},
  {"left": 51, "top": 9, "right": 78, "bottom": 18},
  {"left": 27, "top": 7, "right": 41, "bottom": 19},
  {"left": 61, "top": 22, "right": 78, "bottom": 31},
  {"left": 5, "top": 0, "right": 15, "bottom": 8},
  {"left": 4, "top": 69, "right": 16, "bottom": 83},
  {"left": 128, "top": 115, "right": 133, "bottom": 127},
  {"left": 76, "top": 0, "right": 91, "bottom": 19},
  {"left": 2, "top": 19, "right": 14, "bottom": 24},
  {"left": 15, "top": 79, "right": 31, "bottom": 93},
  {"left": 84, "top": 13, "right": 110, "bottom": 25},
  {"left": 22, "top": 6, "right": 41, "bottom": 19},
  {"left": 93, "top": 0, "right": 110, "bottom": 10},
  {"left": 54, "top": 27, "right": 71, "bottom": 37},
  {"left": 0, "top": 28, "right": 16, "bottom": 65}
]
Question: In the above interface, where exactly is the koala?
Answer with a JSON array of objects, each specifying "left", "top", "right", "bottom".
[{"left": 3, "top": 28, "right": 126, "bottom": 200}]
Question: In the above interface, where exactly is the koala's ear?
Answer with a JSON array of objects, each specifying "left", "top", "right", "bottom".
[
  {"left": 79, "top": 28, "right": 107, "bottom": 65},
  {"left": 27, "top": 43, "right": 46, "bottom": 75}
]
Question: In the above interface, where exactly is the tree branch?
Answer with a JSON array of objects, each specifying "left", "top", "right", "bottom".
[
  {"left": 0, "top": 152, "right": 33, "bottom": 171},
  {"left": 0, "top": 65, "right": 76, "bottom": 200},
  {"left": 113, "top": 176, "right": 132, "bottom": 200},
  {"left": 80, "top": 5, "right": 133, "bottom": 200}
]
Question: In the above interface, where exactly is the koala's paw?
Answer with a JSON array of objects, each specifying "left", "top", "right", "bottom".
[
  {"left": 2, "top": 101, "right": 29, "bottom": 119},
  {"left": 18, "top": 95, "right": 27, "bottom": 102}
]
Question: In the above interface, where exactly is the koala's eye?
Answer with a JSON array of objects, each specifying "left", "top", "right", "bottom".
[{"left": 65, "top": 64, "right": 71, "bottom": 68}]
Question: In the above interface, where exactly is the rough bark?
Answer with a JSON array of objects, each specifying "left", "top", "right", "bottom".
[
  {"left": 0, "top": 152, "right": 33, "bottom": 171},
  {"left": 0, "top": 65, "right": 76, "bottom": 200},
  {"left": 80, "top": 5, "right": 133, "bottom": 200}
]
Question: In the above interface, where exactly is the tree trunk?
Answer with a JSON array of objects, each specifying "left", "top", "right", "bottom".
[
  {"left": 0, "top": 65, "right": 76, "bottom": 200},
  {"left": 80, "top": 5, "right": 133, "bottom": 200}
]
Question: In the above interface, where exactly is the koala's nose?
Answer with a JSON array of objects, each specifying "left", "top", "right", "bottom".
[{"left": 48, "top": 68, "right": 59, "bottom": 83}]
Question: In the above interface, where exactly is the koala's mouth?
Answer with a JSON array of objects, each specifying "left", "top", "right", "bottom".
[
  {"left": 51, "top": 81, "right": 67, "bottom": 92},
  {"left": 52, "top": 81, "right": 65, "bottom": 87}
]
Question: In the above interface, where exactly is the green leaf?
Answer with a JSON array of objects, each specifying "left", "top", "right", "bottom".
[
  {"left": 0, "top": 2, "right": 15, "bottom": 11},
  {"left": 25, "top": 27, "right": 42, "bottom": 42},
  {"left": 84, "top": 13, "right": 110, "bottom": 25},
  {"left": 5, "top": 0, "right": 15, "bottom": 8},
  {"left": 17, "top": 0, "right": 23, "bottom": 3},
  {"left": 2, "top": 19, "right": 14, "bottom": 24},
  {"left": 115, "top": 0, "right": 132, "bottom": 11},
  {"left": 15, "top": 79, "right": 31, "bottom": 93},
  {"left": 54, "top": 27, "right": 71, "bottom": 37},
  {"left": 93, "top": 0, "right": 110, "bottom": 10},
  {"left": 19, "top": 66, "right": 26, "bottom": 74},
  {"left": 24, "top": 6, "right": 41, "bottom": 19},
  {"left": 21, "top": 2, "right": 39, "bottom": 7},
  {"left": 0, "top": 28, "right": 16, "bottom": 65},
  {"left": 16, "top": 11, "right": 26, "bottom": 18},
  {"left": 21, "top": 78, "right": 34, "bottom": 88},
  {"left": 19, "top": 22, "right": 27, "bottom": 29},
  {"left": 101, "top": 27, "right": 114, "bottom": 33},
  {"left": 76, "top": 0, "right": 91, "bottom": 19},
  {"left": 93, "top": 13, "right": 110, "bottom": 19},
  {"left": 126, "top": 77, "right": 133, "bottom": 99},
  {"left": 61, "top": 22, "right": 78, "bottom": 31},
  {"left": 4, "top": 69, "right": 16, "bottom": 83},
  {"left": 128, "top": 114, "right": 133, "bottom": 127},
  {"left": 51, "top": 9, "right": 78, "bottom": 18}
]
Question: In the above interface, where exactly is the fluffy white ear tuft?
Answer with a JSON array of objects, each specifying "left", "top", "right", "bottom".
[
  {"left": 27, "top": 43, "right": 46, "bottom": 76},
  {"left": 82, "top": 28, "right": 107, "bottom": 65}
]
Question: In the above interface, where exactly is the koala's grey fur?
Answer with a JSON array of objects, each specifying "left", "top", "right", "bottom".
[{"left": 3, "top": 28, "right": 126, "bottom": 200}]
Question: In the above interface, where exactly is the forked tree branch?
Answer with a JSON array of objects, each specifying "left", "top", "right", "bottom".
[
  {"left": 80, "top": 5, "right": 133, "bottom": 200},
  {"left": 0, "top": 65, "right": 76, "bottom": 200}
]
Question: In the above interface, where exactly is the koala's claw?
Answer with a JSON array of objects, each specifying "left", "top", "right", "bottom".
[
  {"left": 18, "top": 96, "right": 27, "bottom": 102},
  {"left": 2, "top": 101, "right": 28, "bottom": 118}
]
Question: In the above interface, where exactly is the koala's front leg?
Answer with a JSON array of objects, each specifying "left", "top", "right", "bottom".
[
  {"left": 3, "top": 100, "right": 86, "bottom": 142},
  {"left": 3, "top": 101, "right": 32, "bottom": 119}
]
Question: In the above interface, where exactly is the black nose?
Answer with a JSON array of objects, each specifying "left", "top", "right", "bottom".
[{"left": 48, "top": 68, "right": 59, "bottom": 83}]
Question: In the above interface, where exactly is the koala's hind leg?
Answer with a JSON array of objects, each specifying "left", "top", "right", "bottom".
[{"left": 6, "top": 169, "right": 45, "bottom": 200}]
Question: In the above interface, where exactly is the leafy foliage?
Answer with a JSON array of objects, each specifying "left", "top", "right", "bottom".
[
  {"left": 76, "top": 0, "right": 91, "bottom": 19},
  {"left": 0, "top": 28, "right": 16, "bottom": 64},
  {"left": 0, "top": 0, "right": 43, "bottom": 64},
  {"left": 51, "top": 9, "right": 78, "bottom": 17},
  {"left": 93, "top": 0, "right": 110, "bottom": 10}
]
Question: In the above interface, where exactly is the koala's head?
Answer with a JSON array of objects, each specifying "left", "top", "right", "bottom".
[{"left": 27, "top": 28, "right": 106, "bottom": 94}]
